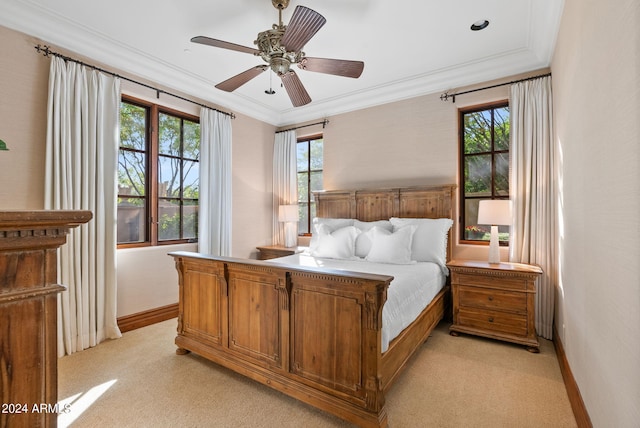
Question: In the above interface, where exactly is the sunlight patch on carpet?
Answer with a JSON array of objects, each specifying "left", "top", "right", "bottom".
[{"left": 57, "top": 379, "right": 117, "bottom": 427}]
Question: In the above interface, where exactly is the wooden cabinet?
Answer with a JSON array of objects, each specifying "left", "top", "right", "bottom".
[
  {"left": 447, "top": 259, "right": 542, "bottom": 352},
  {"left": 256, "top": 245, "right": 305, "bottom": 260},
  {"left": 0, "top": 210, "right": 91, "bottom": 428}
]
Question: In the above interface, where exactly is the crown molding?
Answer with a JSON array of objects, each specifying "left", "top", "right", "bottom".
[{"left": 273, "top": 48, "right": 548, "bottom": 126}]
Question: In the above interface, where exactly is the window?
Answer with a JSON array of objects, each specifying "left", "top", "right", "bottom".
[
  {"left": 459, "top": 101, "right": 510, "bottom": 243},
  {"left": 296, "top": 134, "right": 323, "bottom": 234},
  {"left": 117, "top": 96, "right": 200, "bottom": 246}
]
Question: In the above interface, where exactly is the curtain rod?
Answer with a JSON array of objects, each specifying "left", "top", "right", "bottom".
[
  {"left": 440, "top": 72, "right": 551, "bottom": 103},
  {"left": 276, "top": 119, "right": 329, "bottom": 134},
  {"left": 34, "top": 44, "right": 235, "bottom": 119}
]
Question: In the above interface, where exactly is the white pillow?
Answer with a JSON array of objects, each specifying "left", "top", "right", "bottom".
[
  {"left": 389, "top": 217, "right": 453, "bottom": 266},
  {"left": 353, "top": 219, "right": 393, "bottom": 258},
  {"left": 365, "top": 226, "right": 416, "bottom": 264},
  {"left": 309, "top": 218, "right": 355, "bottom": 251},
  {"left": 310, "top": 225, "right": 359, "bottom": 259}
]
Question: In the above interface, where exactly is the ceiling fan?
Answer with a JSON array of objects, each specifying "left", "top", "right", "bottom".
[{"left": 191, "top": 0, "right": 364, "bottom": 107}]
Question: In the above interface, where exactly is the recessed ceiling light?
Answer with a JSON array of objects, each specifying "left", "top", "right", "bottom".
[{"left": 471, "top": 20, "right": 489, "bottom": 31}]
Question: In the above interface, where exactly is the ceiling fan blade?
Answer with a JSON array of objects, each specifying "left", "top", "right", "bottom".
[
  {"left": 215, "top": 65, "right": 268, "bottom": 92},
  {"left": 191, "top": 36, "right": 260, "bottom": 55},
  {"left": 281, "top": 6, "right": 326, "bottom": 52},
  {"left": 279, "top": 70, "right": 312, "bottom": 107},
  {"left": 298, "top": 57, "right": 364, "bottom": 78}
]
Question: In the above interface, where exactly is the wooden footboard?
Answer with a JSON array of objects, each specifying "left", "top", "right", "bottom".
[{"left": 170, "top": 251, "right": 396, "bottom": 427}]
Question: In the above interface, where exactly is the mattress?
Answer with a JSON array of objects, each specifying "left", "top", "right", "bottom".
[{"left": 268, "top": 252, "right": 446, "bottom": 352}]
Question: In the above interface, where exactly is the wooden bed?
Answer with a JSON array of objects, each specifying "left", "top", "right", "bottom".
[{"left": 169, "top": 184, "right": 455, "bottom": 427}]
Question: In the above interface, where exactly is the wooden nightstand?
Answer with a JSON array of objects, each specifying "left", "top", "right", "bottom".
[
  {"left": 447, "top": 260, "right": 543, "bottom": 352},
  {"left": 256, "top": 245, "right": 306, "bottom": 260}
]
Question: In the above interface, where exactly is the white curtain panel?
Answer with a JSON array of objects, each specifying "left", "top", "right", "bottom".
[
  {"left": 199, "top": 108, "right": 232, "bottom": 256},
  {"left": 272, "top": 130, "right": 298, "bottom": 245},
  {"left": 509, "top": 75, "right": 558, "bottom": 340},
  {"left": 45, "top": 56, "right": 122, "bottom": 356}
]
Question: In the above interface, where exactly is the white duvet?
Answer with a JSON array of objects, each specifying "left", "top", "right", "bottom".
[{"left": 268, "top": 252, "right": 446, "bottom": 352}]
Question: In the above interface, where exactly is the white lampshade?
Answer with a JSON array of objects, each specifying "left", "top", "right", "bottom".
[
  {"left": 477, "top": 200, "right": 512, "bottom": 226},
  {"left": 278, "top": 205, "right": 299, "bottom": 223}
]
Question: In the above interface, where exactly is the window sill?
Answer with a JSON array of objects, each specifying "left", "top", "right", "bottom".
[{"left": 460, "top": 240, "right": 509, "bottom": 246}]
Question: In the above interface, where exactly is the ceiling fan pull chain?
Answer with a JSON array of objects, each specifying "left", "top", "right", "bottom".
[{"left": 265, "top": 71, "right": 276, "bottom": 95}]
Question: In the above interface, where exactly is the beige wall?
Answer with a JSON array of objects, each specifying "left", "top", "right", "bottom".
[
  {"left": 0, "top": 25, "right": 48, "bottom": 208},
  {"left": 232, "top": 112, "right": 276, "bottom": 258},
  {"left": 552, "top": 0, "right": 640, "bottom": 425}
]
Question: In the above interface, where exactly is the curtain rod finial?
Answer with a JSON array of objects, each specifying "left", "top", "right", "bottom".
[
  {"left": 439, "top": 92, "right": 456, "bottom": 103},
  {"left": 34, "top": 44, "right": 51, "bottom": 57}
]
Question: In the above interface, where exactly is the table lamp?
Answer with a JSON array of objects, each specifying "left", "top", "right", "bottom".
[
  {"left": 278, "top": 204, "right": 299, "bottom": 248},
  {"left": 477, "top": 200, "right": 512, "bottom": 264}
]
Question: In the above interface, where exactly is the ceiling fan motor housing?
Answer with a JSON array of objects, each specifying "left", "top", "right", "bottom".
[{"left": 255, "top": 26, "right": 303, "bottom": 75}]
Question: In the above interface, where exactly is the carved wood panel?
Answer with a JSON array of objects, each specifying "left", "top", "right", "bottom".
[
  {"left": 314, "top": 190, "right": 355, "bottom": 219},
  {"left": 355, "top": 190, "right": 397, "bottom": 221},
  {"left": 398, "top": 187, "right": 452, "bottom": 218},
  {"left": 182, "top": 268, "right": 225, "bottom": 346},
  {"left": 291, "top": 286, "right": 364, "bottom": 396},
  {"left": 228, "top": 272, "right": 282, "bottom": 368}
]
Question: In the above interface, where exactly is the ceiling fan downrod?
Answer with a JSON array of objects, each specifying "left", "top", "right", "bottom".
[{"left": 272, "top": 0, "right": 290, "bottom": 26}]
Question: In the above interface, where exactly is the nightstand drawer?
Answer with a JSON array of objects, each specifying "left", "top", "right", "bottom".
[
  {"left": 457, "top": 307, "right": 527, "bottom": 337},
  {"left": 458, "top": 286, "right": 526, "bottom": 313},
  {"left": 455, "top": 273, "right": 528, "bottom": 291}
]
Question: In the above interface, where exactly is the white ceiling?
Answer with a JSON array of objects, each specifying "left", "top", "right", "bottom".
[{"left": 0, "top": 0, "right": 563, "bottom": 126}]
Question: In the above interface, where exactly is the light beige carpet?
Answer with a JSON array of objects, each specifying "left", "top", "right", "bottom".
[{"left": 58, "top": 320, "right": 577, "bottom": 427}]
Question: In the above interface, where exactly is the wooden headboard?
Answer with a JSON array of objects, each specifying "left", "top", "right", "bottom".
[{"left": 313, "top": 184, "right": 456, "bottom": 261}]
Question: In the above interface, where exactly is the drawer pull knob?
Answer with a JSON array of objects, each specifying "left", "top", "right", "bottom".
[
  {"left": 488, "top": 317, "right": 494, "bottom": 323},
  {"left": 488, "top": 296, "right": 494, "bottom": 301}
]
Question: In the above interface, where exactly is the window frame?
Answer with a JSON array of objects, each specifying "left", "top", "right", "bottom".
[
  {"left": 296, "top": 133, "right": 323, "bottom": 236},
  {"left": 117, "top": 95, "right": 200, "bottom": 249},
  {"left": 458, "top": 100, "right": 510, "bottom": 246}
]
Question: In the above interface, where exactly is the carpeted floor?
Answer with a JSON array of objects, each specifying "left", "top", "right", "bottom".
[{"left": 58, "top": 319, "right": 577, "bottom": 427}]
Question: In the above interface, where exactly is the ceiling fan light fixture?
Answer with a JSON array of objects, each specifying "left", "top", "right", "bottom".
[
  {"left": 271, "top": 56, "right": 292, "bottom": 75},
  {"left": 471, "top": 20, "right": 490, "bottom": 31}
]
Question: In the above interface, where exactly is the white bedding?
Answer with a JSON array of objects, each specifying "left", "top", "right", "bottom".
[{"left": 268, "top": 252, "right": 446, "bottom": 352}]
